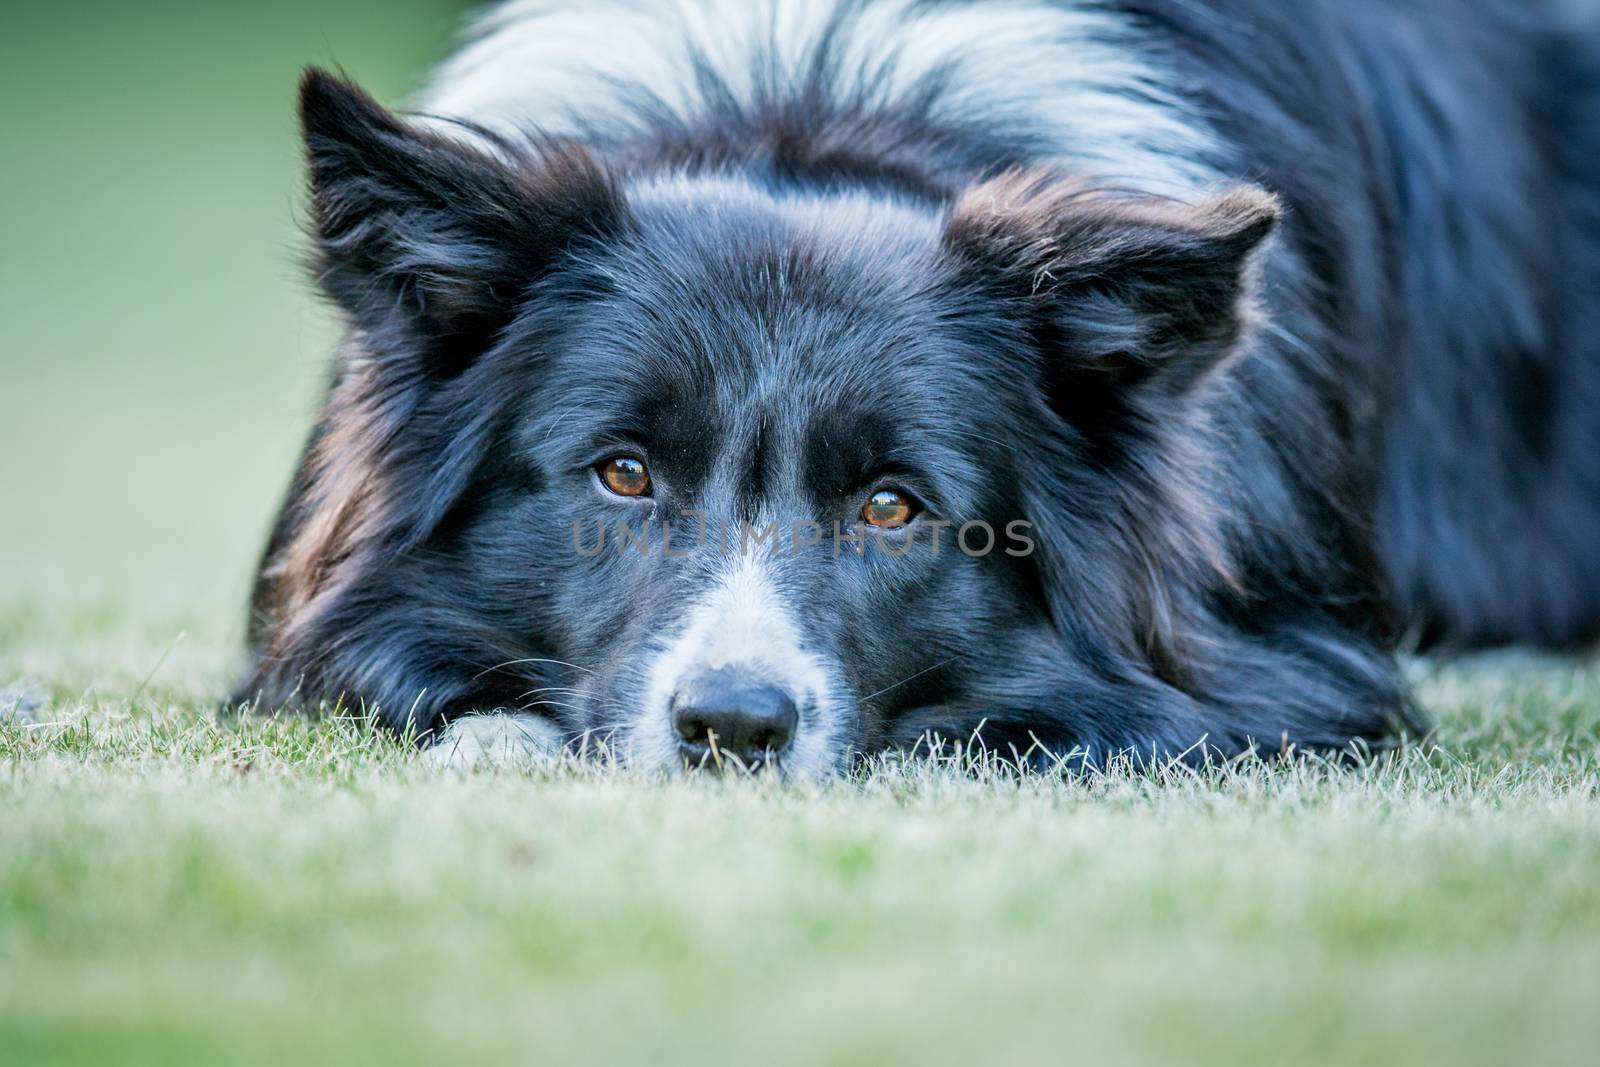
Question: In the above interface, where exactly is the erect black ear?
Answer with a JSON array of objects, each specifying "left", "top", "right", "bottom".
[
  {"left": 298, "top": 68, "right": 625, "bottom": 377},
  {"left": 945, "top": 169, "right": 1280, "bottom": 420}
]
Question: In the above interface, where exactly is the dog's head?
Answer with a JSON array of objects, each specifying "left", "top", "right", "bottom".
[{"left": 244, "top": 72, "right": 1278, "bottom": 774}]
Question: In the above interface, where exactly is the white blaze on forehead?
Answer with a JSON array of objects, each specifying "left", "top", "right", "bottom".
[
  {"left": 420, "top": 0, "right": 1221, "bottom": 192},
  {"left": 630, "top": 551, "right": 843, "bottom": 774}
]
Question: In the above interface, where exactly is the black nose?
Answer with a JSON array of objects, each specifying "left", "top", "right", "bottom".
[{"left": 671, "top": 671, "right": 799, "bottom": 770}]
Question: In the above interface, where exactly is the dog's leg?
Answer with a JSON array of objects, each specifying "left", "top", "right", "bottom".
[{"left": 424, "top": 713, "right": 564, "bottom": 769}]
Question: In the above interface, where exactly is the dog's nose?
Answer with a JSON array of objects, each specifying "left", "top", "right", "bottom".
[{"left": 671, "top": 671, "right": 798, "bottom": 769}]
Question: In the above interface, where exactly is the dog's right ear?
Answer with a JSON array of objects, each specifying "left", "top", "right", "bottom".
[{"left": 299, "top": 69, "right": 625, "bottom": 377}]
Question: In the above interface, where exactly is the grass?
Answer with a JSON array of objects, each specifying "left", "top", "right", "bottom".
[
  {"left": 3, "top": 3, "right": 1600, "bottom": 1065},
  {"left": 4, "top": 660, "right": 1599, "bottom": 1066}
]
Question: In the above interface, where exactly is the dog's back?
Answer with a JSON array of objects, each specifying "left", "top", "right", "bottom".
[{"left": 1367, "top": 1, "right": 1600, "bottom": 649}]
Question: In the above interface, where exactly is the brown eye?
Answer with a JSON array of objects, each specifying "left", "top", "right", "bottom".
[
  {"left": 862, "top": 488, "right": 917, "bottom": 527},
  {"left": 599, "top": 456, "right": 651, "bottom": 497}
]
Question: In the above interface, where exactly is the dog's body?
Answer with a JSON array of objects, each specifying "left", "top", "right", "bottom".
[{"left": 238, "top": 0, "right": 1600, "bottom": 774}]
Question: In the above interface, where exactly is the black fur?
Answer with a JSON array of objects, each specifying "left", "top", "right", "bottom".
[{"left": 235, "top": 1, "right": 1600, "bottom": 770}]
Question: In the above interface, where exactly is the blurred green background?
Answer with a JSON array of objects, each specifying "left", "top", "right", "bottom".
[{"left": 0, "top": 0, "right": 470, "bottom": 688}]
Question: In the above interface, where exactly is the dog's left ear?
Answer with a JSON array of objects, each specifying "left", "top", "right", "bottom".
[
  {"left": 945, "top": 170, "right": 1280, "bottom": 414},
  {"left": 299, "top": 68, "right": 625, "bottom": 377}
]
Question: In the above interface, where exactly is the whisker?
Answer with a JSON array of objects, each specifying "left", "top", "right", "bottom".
[
  {"left": 860, "top": 656, "right": 962, "bottom": 705},
  {"left": 513, "top": 686, "right": 588, "bottom": 701},
  {"left": 471, "top": 657, "right": 596, "bottom": 681},
  {"left": 514, "top": 698, "right": 587, "bottom": 714}
]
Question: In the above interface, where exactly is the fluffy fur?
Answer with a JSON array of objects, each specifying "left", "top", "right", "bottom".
[{"left": 235, "top": 0, "right": 1600, "bottom": 775}]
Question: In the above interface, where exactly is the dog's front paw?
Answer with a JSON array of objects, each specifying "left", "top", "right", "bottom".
[{"left": 424, "top": 713, "right": 564, "bottom": 770}]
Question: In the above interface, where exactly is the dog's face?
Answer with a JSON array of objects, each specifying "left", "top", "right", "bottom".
[
  {"left": 267, "top": 74, "right": 1277, "bottom": 774},
  {"left": 468, "top": 177, "right": 1056, "bottom": 775}
]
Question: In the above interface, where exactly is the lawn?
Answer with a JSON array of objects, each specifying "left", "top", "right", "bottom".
[
  {"left": 3, "top": 4, "right": 1600, "bottom": 1066},
  {"left": 4, "top": 664, "right": 1600, "bottom": 1066}
]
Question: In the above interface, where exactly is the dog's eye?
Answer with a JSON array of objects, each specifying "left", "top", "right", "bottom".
[
  {"left": 599, "top": 456, "right": 652, "bottom": 497},
  {"left": 862, "top": 488, "right": 918, "bottom": 527}
]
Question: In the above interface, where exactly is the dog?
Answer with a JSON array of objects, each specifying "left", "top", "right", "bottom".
[{"left": 234, "top": 0, "right": 1600, "bottom": 775}]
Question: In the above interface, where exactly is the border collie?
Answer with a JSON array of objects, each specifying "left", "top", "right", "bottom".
[{"left": 235, "top": 0, "right": 1600, "bottom": 775}]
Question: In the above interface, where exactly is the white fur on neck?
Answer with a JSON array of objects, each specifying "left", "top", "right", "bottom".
[{"left": 421, "top": 0, "right": 1220, "bottom": 192}]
